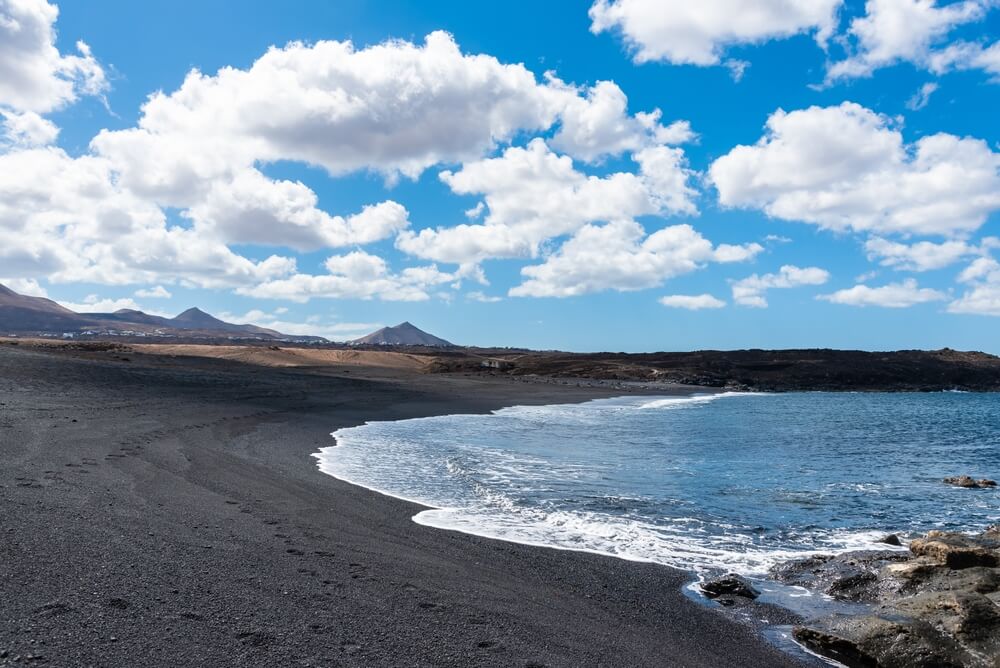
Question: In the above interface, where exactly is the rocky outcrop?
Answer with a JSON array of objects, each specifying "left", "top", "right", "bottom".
[
  {"left": 771, "top": 550, "right": 909, "bottom": 603},
  {"left": 785, "top": 528, "right": 1000, "bottom": 667},
  {"left": 944, "top": 476, "right": 997, "bottom": 489}
]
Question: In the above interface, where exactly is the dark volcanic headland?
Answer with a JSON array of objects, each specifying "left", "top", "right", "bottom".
[{"left": 434, "top": 347, "right": 1000, "bottom": 392}]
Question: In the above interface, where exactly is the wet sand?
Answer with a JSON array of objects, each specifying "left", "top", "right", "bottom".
[{"left": 0, "top": 343, "right": 805, "bottom": 667}]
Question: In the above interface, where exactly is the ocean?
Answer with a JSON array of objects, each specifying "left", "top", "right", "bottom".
[{"left": 314, "top": 392, "right": 1000, "bottom": 579}]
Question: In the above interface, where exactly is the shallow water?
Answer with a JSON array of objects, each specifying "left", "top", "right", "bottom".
[{"left": 315, "top": 392, "right": 1000, "bottom": 577}]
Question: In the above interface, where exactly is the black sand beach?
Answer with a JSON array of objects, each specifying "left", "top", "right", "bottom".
[{"left": 0, "top": 344, "right": 806, "bottom": 667}]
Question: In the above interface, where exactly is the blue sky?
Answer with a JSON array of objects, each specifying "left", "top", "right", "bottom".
[{"left": 1, "top": 0, "right": 999, "bottom": 351}]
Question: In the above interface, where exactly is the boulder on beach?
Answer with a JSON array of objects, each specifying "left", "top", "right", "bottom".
[
  {"left": 944, "top": 475, "right": 997, "bottom": 489},
  {"left": 699, "top": 574, "right": 759, "bottom": 603}
]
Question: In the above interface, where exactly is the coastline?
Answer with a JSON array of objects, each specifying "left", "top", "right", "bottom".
[{"left": 0, "top": 343, "right": 808, "bottom": 667}]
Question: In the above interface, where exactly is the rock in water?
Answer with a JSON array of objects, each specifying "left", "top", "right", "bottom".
[
  {"left": 944, "top": 476, "right": 997, "bottom": 489},
  {"left": 699, "top": 574, "right": 759, "bottom": 601},
  {"left": 878, "top": 534, "right": 902, "bottom": 546}
]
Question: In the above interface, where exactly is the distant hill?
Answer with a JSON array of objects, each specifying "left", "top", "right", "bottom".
[
  {"left": 0, "top": 282, "right": 321, "bottom": 342},
  {"left": 351, "top": 322, "right": 453, "bottom": 347}
]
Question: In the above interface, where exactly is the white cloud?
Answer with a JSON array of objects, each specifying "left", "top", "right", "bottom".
[
  {"left": 0, "top": 28, "right": 696, "bottom": 298},
  {"left": 731, "top": 265, "right": 830, "bottom": 307},
  {"left": 510, "top": 220, "right": 762, "bottom": 298},
  {"left": 864, "top": 236, "right": 985, "bottom": 271},
  {"left": 906, "top": 81, "right": 939, "bottom": 110},
  {"left": 0, "top": 0, "right": 107, "bottom": 113},
  {"left": 218, "top": 308, "right": 381, "bottom": 341},
  {"left": 0, "top": 277, "right": 47, "bottom": 297},
  {"left": 56, "top": 294, "right": 169, "bottom": 316},
  {"left": 659, "top": 294, "right": 726, "bottom": 309},
  {"left": 947, "top": 255, "right": 1000, "bottom": 315},
  {"left": 467, "top": 291, "right": 503, "bottom": 303},
  {"left": 1, "top": 109, "right": 58, "bottom": 146},
  {"left": 589, "top": 0, "right": 841, "bottom": 66},
  {"left": 818, "top": 278, "right": 947, "bottom": 307},
  {"left": 90, "top": 31, "right": 685, "bottom": 202},
  {"left": 710, "top": 102, "right": 1000, "bottom": 237},
  {"left": 134, "top": 285, "right": 172, "bottom": 299},
  {"left": 928, "top": 39, "right": 1000, "bottom": 79},
  {"left": 548, "top": 79, "right": 695, "bottom": 161},
  {"left": 0, "top": 147, "right": 297, "bottom": 288},
  {"left": 826, "top": 0, "right": 997, "bottom": 82},
  {"left": 397, "top": 139, "right": 698, "bottom": 265},
  {"left": 464, "top": 201, "right": 485, "bottom": 219},
  {"left": 237, "top": 250, "right": 456, "bottom": 303},
  {"left": 186, "top": 169, "right": 410, "bottom": 251}
]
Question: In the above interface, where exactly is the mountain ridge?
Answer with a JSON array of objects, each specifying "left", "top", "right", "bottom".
[{"left": 0, "top": 282, "right": 318, "bottom": 342}]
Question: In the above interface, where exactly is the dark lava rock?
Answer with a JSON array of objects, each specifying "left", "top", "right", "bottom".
[
  {"left": 790, "top": 527, "right": 1000, "bottom": 667},
  {"left": 944, "top": 476, "right": 997, "bottom": 489},
  {"left": 699, "top": 574, "right": 759, "bottom": 600},
  {"left": 878, "top": 534, "right": 902, "bottom": 547},
  {"left": 793, "top": 615, "right": 976, "bottom": 668},
  {"left": 770, "top": 551, "right": 909, "bottom": 603}
]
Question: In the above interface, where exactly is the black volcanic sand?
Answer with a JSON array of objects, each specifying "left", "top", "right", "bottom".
[{"left": 0, "top": 345, "right": 806, "bottom": 667}]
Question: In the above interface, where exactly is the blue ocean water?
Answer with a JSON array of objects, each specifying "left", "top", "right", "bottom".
[{"left": 315, "top": 392, "right": 1000, "bottom": 576}]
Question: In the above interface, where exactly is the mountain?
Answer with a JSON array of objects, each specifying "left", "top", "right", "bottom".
[
  {"left": 351, "top": 322, "right": 453, "bottom": 347},
  {"left": 168, "top": 307, "right": 282, "bottom": 338},
  {"left": 0, "top": 282, "right": 320, "bottom": 342},
  {"left": 0, "top": 283, "right": 97, "bottom": 333}
]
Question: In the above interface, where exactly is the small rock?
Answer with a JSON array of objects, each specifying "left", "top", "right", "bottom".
[
  {"left": 700, "top": 574, "right": 759, "bottom": 600},
  {"left": 878, "top": 533, "right": 902, "bottom": 546},
  {"left": 944, "top": 475, "right": 997, "bottom": 489}
]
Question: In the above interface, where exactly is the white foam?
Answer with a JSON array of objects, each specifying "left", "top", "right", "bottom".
[
  {"left": 313, "top": 392, "right": 903, "bottom": 577},
  {"left": 637, "top": 391, "right": 769, "bottom": 410}
]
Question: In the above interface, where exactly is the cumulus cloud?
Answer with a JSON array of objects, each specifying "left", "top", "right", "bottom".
[
  {"left": 1, "top": 109, "right": 58, "bottom": 146},
  {"left": 134, "top": 285, "right": 172, "bottom": 299},
  {"left": 0, "top": 277, "right": 48, "bottom": 297},
  {"left": 548, "top": 80, "right": 696, "bottom": 161},
  {"left": 91, "top": 31, "right": 686, "bottom": 201},
  {"left": 397, "top": 139, "right": 698, "bottom": 265},
  {"left": 818, "top": 278, "right": 947, "bottom": 307},
  {"left": 509, "top": 220, "right": 762, "bottom": 298},
  {"left": 186, "top": 170, "right": 410, "bottom": 251},
  {"left": 237, "top": 251, "right": 456, "bottom": 303},
  {"left": 0, "top": 26, "right": 701, "bottom": 301},
  {"left": 947, "top": 255, "right": 1000, "bottom": 315},
  {"left": 0, "top": 0, "right": 106, "bottom": 113},
  {"left": 710, "top": 102, "right": 1000, "bottom": 237},
  {"left": 659, "top": 294, "right": 726, "bottom": 309},
  {"left": 864, "top": 237, "right": 987, "bottom": 271},
  {"left": 731, "top": 265, "right": 830, "bottom": 307},
  {"left": 0, "top": 147, "right": 296, "bottom": 288},
  {"left": 589, "top": 0, "right": 841, "bottom": 67},
  {"left": 826, "top": 0, "right": 998, "bottom": 83}
]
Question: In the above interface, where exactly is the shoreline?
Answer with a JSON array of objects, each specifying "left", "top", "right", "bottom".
[{"left": 0, "top": 343, "right": 808, "bottom": 667}]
